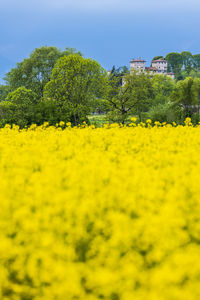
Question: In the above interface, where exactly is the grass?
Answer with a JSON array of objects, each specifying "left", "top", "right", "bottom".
[{"left": 88, "top": 114, "right": 107, "bottom": 126}]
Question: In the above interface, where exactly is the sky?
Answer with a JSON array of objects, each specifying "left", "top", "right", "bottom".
[{"left": 1, "top": 0, "right": 200, "bottom": 83}]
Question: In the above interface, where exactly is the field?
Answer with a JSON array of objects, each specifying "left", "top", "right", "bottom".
[{"left": 1, "top": 121, "right": 200, "bottom": 299}]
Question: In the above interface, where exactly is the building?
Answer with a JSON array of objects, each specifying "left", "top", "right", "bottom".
[
  {"left": 151, "top": 59, "right": 168, "bottom": 73},
  {"left": 130, "top": 57, "right": 175, "bottom": 79},
  {"left": 130, "top": 58, "right": 146, "bottom": 73}
]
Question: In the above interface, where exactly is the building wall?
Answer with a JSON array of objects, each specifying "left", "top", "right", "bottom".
[
  {"left": 152, "top": 61, "right": 168, "bottom": 73},
  {"left": 130, "top": 61, "right": 145, "bottom": 74}
]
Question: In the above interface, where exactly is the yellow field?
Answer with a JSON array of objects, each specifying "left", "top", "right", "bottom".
[{"left": 1, "top": 121, "right": 200, "bottom": 299}]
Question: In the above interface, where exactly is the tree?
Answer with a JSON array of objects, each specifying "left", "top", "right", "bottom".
[
  {"left": 170, "top": 77, "right": 198, "bottom": 119},
  {"left": 165, "top": 52, "right": 183, "bottom": 78},
  {"left": 127, "top": 72, "right": 154, "bottom": 121},
  {"left": 181, "top": 51, "right": 193, "bottom": 75},
  {"left": 193, "top": 54, "right": 200, "bottom": 70},
  {"left": 89, "top": 98, "right": 110, "bottom": 114},
  {"left": 4, "top": 87, "right": 38, "bottom": 127},
  {"left": 151, "top": 74, "right": 175, "bottom": 106},
  {"left": 0, "top": 85, "right": 11, "bottom": 102},
  {"left": 4, "top": 46, "right": 82, "bottom": 99},
  {"left": 34, "top": 99, "right": 62, "bottom": 126},
  {"left": 107, "top": 72, "right": 153, "bottom": 123},
  {"left": 191, "top": 77, "right": 200, "bottom": 112},
  {"left": 109, "top": 65, "right": 129, "bottom": 86},
  {"left": 151, "top": 56, "right": 164, "bottom": 64},
  {"left": 152, "top": 56, "right": 164, "bottom": 61},
  {"left": 149, "top": 103, "right": 172, "bottom": 123},
  {"left": 44, "top": 54, "right": 107, "bottom": 125},
  {"left": 0, "top": 101, "right": 16, "bottom": 126},
  {"left": 107, "top": 75, "right": 132, "bottom": 124}
]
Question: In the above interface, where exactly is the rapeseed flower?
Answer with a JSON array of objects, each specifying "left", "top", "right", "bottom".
[{"left": 0, "top": 122, "right": 200, "bottom": 299}]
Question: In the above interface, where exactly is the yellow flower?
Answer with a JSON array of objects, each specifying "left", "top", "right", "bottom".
[
  {"left": 130, "top": 117, "right": 137, "bottom": 122},
  {"left": 146, "top": 119, "right": 152, "bottom": 124},
  {"left": 59, "top": 121, "right": 65, "bottom": 127},
  {"left": 0, "top": 123, "right": 199, "bottom": 298}
]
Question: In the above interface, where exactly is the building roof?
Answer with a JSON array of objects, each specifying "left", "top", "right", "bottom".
[
  {"left": 152, "top": 59, "right": 167, "bottom": 63},
  {"left": 130, "top": 57, "right": 146, "bottom": 63}
]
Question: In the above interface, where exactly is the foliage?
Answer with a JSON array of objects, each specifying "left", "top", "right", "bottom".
[
  {"left": 4, "top": 46, "right": 82, "bottom": 98},
  {"left": 109, "top": 65, "right": 129, "bottom": 85},
  {"left": 182, "top": 69, "right": 200, "bottom": 79},
  {"left": 0, "top": 84, "right": 11, "bottom": 102},
  {"left": 165, "top": 52, "right": 183, "bottom": 78},
  {"left": 1, "top": 123, "right": 200, "bottom": 298},
  {"left": 151, "top": 74, "right": 175, "bottom": 106},
  {"left": 4, "top": 87, "right": 38, "bottom": 127},
  {"left": 3, "top": 45, "right": 200, "bottom": 127},
  {"left": 0, "top": 101, "right": 16, "bottom": 126},
  {"left": 193, "top": 54, "right": 200, "bottom": 70},
  {"left": 170, "top": 77, "right": 200, "bottom": 121},
  {"left": 163, "top": 51, "right": 200, "bottom": 79},
  {"left": 108, "top": 72, "right": 153, "bottom": 123},
  {"left": 89, "top": 98, "right": 110, "bottom": 114},
  {"left": 148, "top": 103, "right": 172, "bottom": 123},
  {"left": 152, "top": 55, "right": 164, "bottom": 61},
  {"left": 44, "top": 54, "right": 107, "bottom": 125},
  {"left": 34, "top": 99, "right": 61, "bottom": 125},
  {"left": 181, "top": 51, "right": 193, "bottom": 75}
]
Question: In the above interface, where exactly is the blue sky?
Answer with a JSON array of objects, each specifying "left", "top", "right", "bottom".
[{"left": 0, "top": 0, "right": 200, "bottom": 83}]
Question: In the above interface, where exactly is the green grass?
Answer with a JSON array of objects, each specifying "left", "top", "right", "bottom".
[
  {"left": 88, "top": 113, "right": 151, "bottom": 126},
  {"left": 88, "top": 114, "right": 107, "bottom": 126}
]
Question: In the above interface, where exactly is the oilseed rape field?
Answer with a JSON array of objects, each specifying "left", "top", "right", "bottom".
[{"left": 1, "top": 120, "right": 200, "bottom": 300}]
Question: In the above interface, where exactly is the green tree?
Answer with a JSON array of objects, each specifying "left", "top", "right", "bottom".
[
  {"left": 107, "top": 75, "right": 132, "bottom": 124},
  {"left": 0, "top": 85, "right": 11, "bottom": 102},
  {"left": 89, "top": 98, "right": 110, "bottom": 114},
  {"left": 165, "top": 52, "right": 183, "bottom": 78},
  {"left": 148, "top": 103, "right": 172, "bottom": 123},
  {"left": 44, "top": 54, "right": 107, "bottom": 125},
  {"left": 193, "top": 54, "right": 200, "bottom": 70},
  {"left": 109, "top": 65, "right": 129, "bottom": 86},
  {"left": 187, "top": 69, "right": 200, "bottom": 79},
  {"left": 4, "top": 46, "right": 82, "bottom": 99},
  {"left": 107, "top": 72, "right": 153, "bottom": 123},
  {"left": 34, "top": 99, "right": 62, "bottom": 125},
  {"left": 4, "top": 87, "right": 38, "bottom": 127},
  {"left": 170, "top": 77, "right": 198, "bottom": 119},
  {"left": 152, "top": 56, "right": 164, "bottom": 61},
  {"left": 151, "top": 74, "right": 175, "bottom": 106},
  {"left": 0, "top": 101, "right": 16, "bottom": 126},
  {"left": 192, "top": 77, "right": 200, "bottom": 109},
  {"left": 181, "top": 51, "right": 193, "bottom": 75}
]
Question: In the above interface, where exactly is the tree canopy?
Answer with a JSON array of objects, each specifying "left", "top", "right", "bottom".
[
  {"left": 5, "top": 46, "right": 82, "bottom": 99},
  {"left": 107, "top": 71, "right": 153, "bottom": 123},
  {"left": 44, "top": 54, "right": 107, "bottom": 125},
  {"left": 0, "top": 87, "right": 38, "bottom": 127},
  {"left": 170, "top": 77, "right": 200, "bottom": 120},
  {"left": 163, "top": 51, "right": 200, "bottom": 79}
]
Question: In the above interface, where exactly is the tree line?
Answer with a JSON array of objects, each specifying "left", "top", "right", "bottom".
[
  {"left": 0, "top": 46, "right": 200, "bottom": 127},
  {"left": 153, "top": 51, "right": 200, "bottom": 79}
]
